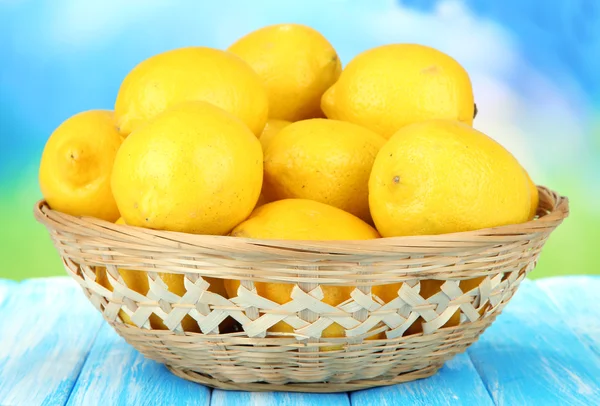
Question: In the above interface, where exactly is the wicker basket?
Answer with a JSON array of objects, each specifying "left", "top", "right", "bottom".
[{"left": 34, "top": 186, "right": 568, "bottom": 392}]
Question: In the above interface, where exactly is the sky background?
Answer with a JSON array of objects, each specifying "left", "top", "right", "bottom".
[{"left": 0, "top": 0, "right": 597, "bottom": 280}]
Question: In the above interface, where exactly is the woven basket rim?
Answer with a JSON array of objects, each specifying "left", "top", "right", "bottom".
[
  {"left": 34, "top": 185, "right": 568, "bottom": 248},
  {"left": 31, "top": 186, "right": 568, "bottom": 390}
]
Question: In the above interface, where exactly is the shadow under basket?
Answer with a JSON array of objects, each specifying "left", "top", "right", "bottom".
[{"left": 34, "top": 186, "right": 568, "bottom": 393}]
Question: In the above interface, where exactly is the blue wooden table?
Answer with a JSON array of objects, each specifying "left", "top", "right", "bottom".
[{"left": 0, "top": 276, "right": 599, "bottom": 405}]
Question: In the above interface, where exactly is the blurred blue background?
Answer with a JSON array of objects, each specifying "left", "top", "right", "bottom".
[{"left": 1, "top": 0, "right": 598, "bottom": 279}]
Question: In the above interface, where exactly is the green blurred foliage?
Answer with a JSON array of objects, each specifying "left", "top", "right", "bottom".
[{"left": 0, "top": 169, "right": 63, "bottom": 280}]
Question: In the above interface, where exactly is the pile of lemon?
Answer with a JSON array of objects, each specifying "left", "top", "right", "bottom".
[{"left": 39, "top": 24, "right": 538, "bottom": 336}]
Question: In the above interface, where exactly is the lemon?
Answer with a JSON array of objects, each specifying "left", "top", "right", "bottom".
[
  {"left": 39, "top": 110, "right": 122, "bottom": 221},
  {"left": 255, "top": 119, "right": 292, "bottom": 208},
  {"left": 97, "top": 218, "right": 143, "bottom": 326},
  {"left": 95, "top": 218, "right": 150, "bottom": 326},
  {"left": 372, "top": 279, "right": 484, "bottom": 336},
  {"left": 230, "top": 198, "right": 379, "bottom": 240},
  {"left": 146, "top": 271, "right": 228, "bottom": 332},
  {"left": 263, "top": 119, "right": 386, "bottom": 222},
  {"left": 524, "top": 169, "right": 539, "bottom": 220},
  {"left": 95, "top": 267, "right": 143, "bottom": 326},
  {"left": 96, "top": 268, "right": 219, "bottom": 333},
  {"left": 114, "top": 47, "right": 268, "bottom": 136},
  {"left": 96, "top": 217, "right": 229, "bottom": 332},
  {"left": 225, "top": 199, "right": 379, "bottom": 343},
  {"left": 111, "top": 101, "right": 262, "bottom": 235},
  {"left": 228, "top": 23, "right": 341, "bottom": 122},
  {"left": 369, "top": 120, "right": 531, "bottom": 237},
  {"left": 322, "top": 44, "right": 474, "bottom": 138},
  {"left": 254, "top": 193, "right": 268, "bottom": 210},
  {"left": 259, "top": 119, "right": 291, "bottom": 151}
]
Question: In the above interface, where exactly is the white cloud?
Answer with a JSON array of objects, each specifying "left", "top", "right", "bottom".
[{"left": 358, "top": 0, "right": 519, "bottom": 76}]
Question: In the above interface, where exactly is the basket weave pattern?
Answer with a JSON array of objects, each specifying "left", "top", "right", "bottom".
[{"left": 34, "top": 186, "right": 568, "bottom": 392}]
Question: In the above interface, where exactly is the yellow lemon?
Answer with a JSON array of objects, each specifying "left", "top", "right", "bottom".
[
  {"left": 96, "top": 217, "right": 229, "bottom": 332},
  {"left": 523, "top": 169, "right": 539, "bottom": 220},
  {"left": 111, "top": 101, "right": 263, "bottom": 235},
  {"left": 95, "top": 267, "right": 143, "bottom": 326},
  {"left": 322, "top": 44, "right": 474, "bottom": 138},
  {"left": 254, "top": 193, "right": 268, "bottom": 210},
  {"left": 39, "top": 110, "right": 122, "bottom": 221},
  {"left": 372, "top": 278, "right": 485, "bottom": 336},
  {"left": 256, "top": 119, "right": 291, "bottom": 208},
  {"left": 228, "top": 23, "right": 341, "bottom": 121},
  {"left": 259, "top": 119, "right": 291, "bottom": 152},
  {"left": 225, "top": 199, "right": 379, "bottom": 343},
  {"left": 114, "top": 47, "right": 268, "bottom": 136},
  {"left": 147, "top": 271, "right": 229, "bottom": 333},
  {"left": 95, "top": 218, "right": 150, "bottom": 326},
  {"left": 263, "top": 119, "right": 386, "bottom": 222},
  {"left": 96, "top": 268, "right": 217, "bottom": 333},
  {"left": 369, "top": 120, "right": 531, "bottom": 237}
]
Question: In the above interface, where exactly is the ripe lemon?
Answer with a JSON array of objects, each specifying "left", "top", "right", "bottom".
[
  {"left": 263, "top": 119, "right": 386, "bottom": 222},
  {"left": 254, "top": 119, "right": 292, "bottom": 209},
  {"left": 114, "top": 47, "right": 268, "bottom": 136},
  {"left": 254, "top": 193, "right": 268, "bottom": 209},
  {"left": 259, "top": 119, "right": 291, "bottom": 151},
  {"left": 228, "top": 23, "right": 341, "bottom": 121},
  {"left": 524, "top": 169, "right": 539, "bottom": 220},
  {"left": 145, "top": 270, "right": 229, "bottom": 332},
  {"left": 322, "top": 44, "right": 474, "bottom": 138},
  {"left": 111, "top": 101, "right": 262, "bottom": 235},
  {"left": 225, "top": 199, "right": 379, "bottom": 343},
  {"left": 39, "top": 110, "right": 122, "bottom": 221},
  {"left": 96, "top": 218, "right": 229, "bottom": 332},
  {"left": 95, "top": 218, "right": 151, "bottom": 326},
  {"left": 96, "top": 270, "right": 224, "bottom": 333},
  {"left": 372, "top": 278, "right": 485, "bottom": 336},
  {"left": 369, "top": 120, "right": 531, "bottom": 237}
]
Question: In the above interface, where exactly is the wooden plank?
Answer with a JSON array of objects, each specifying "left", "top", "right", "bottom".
[
  {"left": 351, "top": 353, "right": 494, "bottom": 406},
  {"left": 0, "top": 277, "right": 104, "bottom": 406},
  {"left": 468, "top": 279, "right": 600, "bottom": 405},
  {"left": 0, "top": 278, "right": 17, "bottom": 308},
  {"left": 537, "top": 276, "right": 600, "bottom": 357},
  {"left": 211, "top": 389, "right": 350, "bottom": 406},
  {"left": 67, "top": 323, "right": 211, "bottom": 406}
]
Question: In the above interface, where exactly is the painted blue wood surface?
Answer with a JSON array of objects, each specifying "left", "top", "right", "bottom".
[
  {"left": 0, "top": 278, "right": 16, "bottom": 309},
  {"left": 1, "top": 276, "right": 600, "bottom": 405},
  {"left": 351, "top": 353, "right": 494, "bottom": 406},
  {"left": 537, "top": 276, "right": 600, "bottom": 357},
  {"left": 67, "top": 323, "right": 211, "bottom": 406},
  {"left": 211, "top": 389, "right": 350, "bottom": 406},
  {"left": 468, "top": 279, "right": 600, "bottom": 406},
  {"left": 0, "top": 278, "right": 104, "bottom": 406}
]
